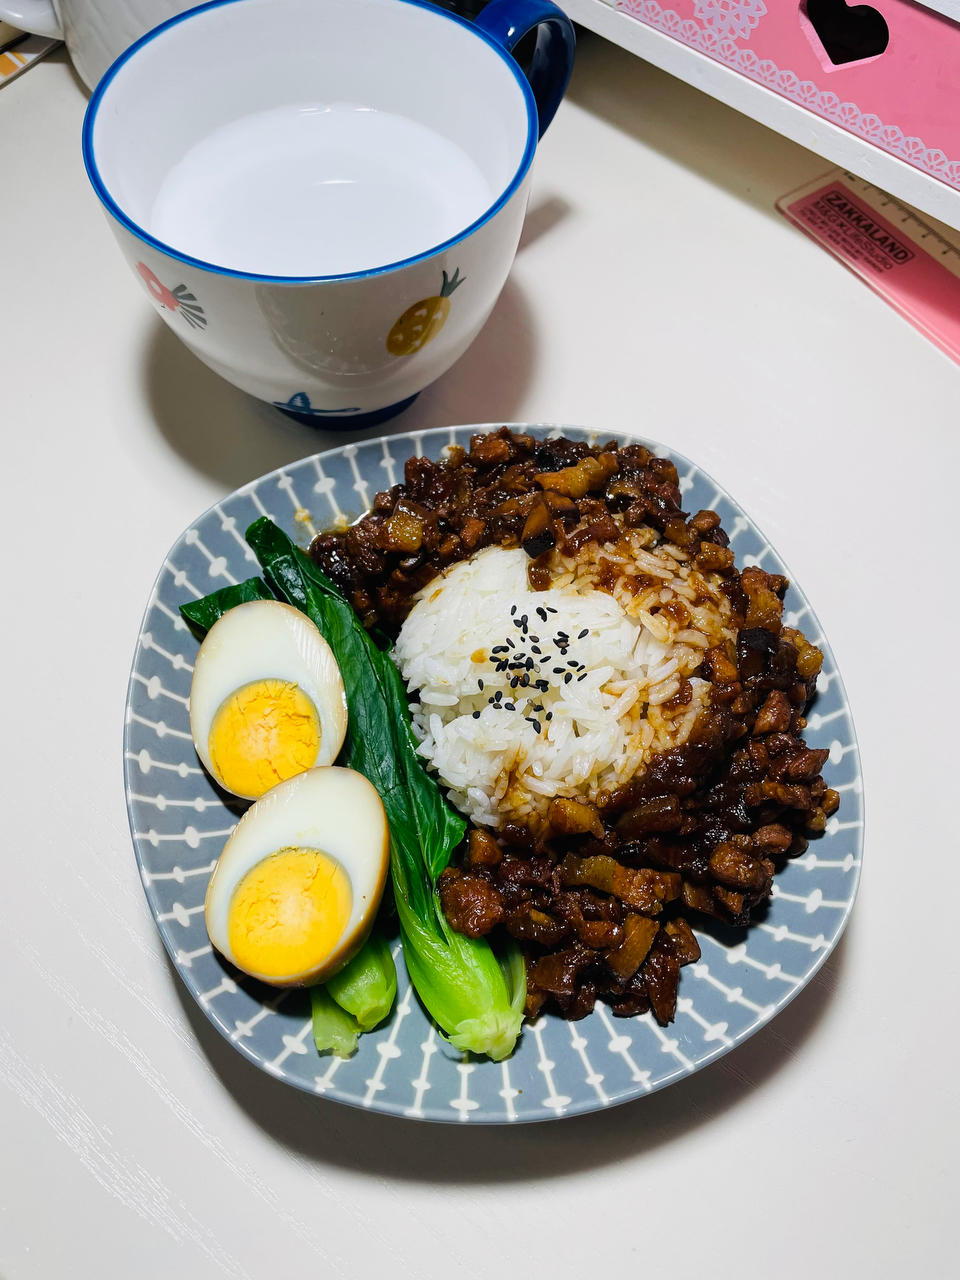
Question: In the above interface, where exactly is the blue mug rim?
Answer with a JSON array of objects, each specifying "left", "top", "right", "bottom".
[{"left": 82, "top": 0, "right": 539, "bottom": 285}]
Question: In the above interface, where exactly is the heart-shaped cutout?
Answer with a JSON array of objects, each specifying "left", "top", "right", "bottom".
[{"left": 803, "top": 0, "right": 889, "bottom": 66}]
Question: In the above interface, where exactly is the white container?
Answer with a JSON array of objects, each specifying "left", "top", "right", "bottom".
[
  {"left": 0, "top": 0, "right": 194, "bottom": 89},
  {"left": 81, "top": 0, "right": 575, "bottom": 426}
]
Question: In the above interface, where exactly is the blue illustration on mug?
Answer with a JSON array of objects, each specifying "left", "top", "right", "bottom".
[
  {"left": 272, "top": 392, "right": 362, "bottom": 416},
  {"left": 136, "top": 261, "right": 207, "bottom": 329}
]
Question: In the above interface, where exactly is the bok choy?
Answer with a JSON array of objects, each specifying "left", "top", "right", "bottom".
[
  {"left": 310, "top": 986, "right": 362, "bottom": 1059},
  {"left": 242, "top": 518, "right": 525, "bottom": 1060},
  {"left": 324, "top": 932, "right": 397, "bottom": 1032}
]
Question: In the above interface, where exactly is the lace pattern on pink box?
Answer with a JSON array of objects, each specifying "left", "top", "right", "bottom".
[{"left": 617, "top": 1, "right": 960, "bottom": 190}]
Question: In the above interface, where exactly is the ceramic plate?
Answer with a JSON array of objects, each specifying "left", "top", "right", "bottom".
[{"left": 124, "top": 424, "right": 863, "bottom": 1123}]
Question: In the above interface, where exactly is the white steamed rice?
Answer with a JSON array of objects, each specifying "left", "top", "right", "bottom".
[{"left": 394, "top": 540, "right": 734, "bottom": 831}]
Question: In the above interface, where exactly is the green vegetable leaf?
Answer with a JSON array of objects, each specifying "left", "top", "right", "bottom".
[
  {"left": 325, "top": 933, "right": 397, "bottom": 1032},
  {"left": 244, "top": 518, "right": 465, "bottom": 887},
  {"left": 375, "top": 652, "right": 468, "bottom": 883},
  {"left": 179, "top": 577, "right": 274, "bottom": 639},
  {"left": 310, "top": 986, "right": 361, "bottom": 1058}
]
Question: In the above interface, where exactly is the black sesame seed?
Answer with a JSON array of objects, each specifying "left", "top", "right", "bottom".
[
  {"left": 552, "top": 667, "right": 565, "bottom": 675},
  {"left": 532, "top": 721, "right": 542, "bottom": 735},
  {"left": 529, "top": 635, "right": 540, "bottom": 644},
  {"left": 577, "top": 673, "right": 587, "bottom": 681},
  {"left": 505, "top": 702, "right": 516, "bottom": 711},
  {"left": 564, "top": 673, "right": 573, "bottom": 683},
  {"left": 567, "top": 659, "right": 578, "bottom": 667},
  {"left": 578, "top": 629, "right": 589, "bottom": 639},
  {"left": 472, "top": 710, "right": 481, "bottom": 719},
  {"left": 536, "top": 607, "right": 547, "bottom": 621},
  {"left": 525, "top": 657, "right": 535, "bottom": 670},
  {"left": 546, "top": 606, "right": 558, "bottom": 614},
  {"left": 478, "top": 679, "right": 484, "bottom": 691},
  {"left": 506, "top": 638, "right": 515, "bottom": 648},
  {"left": 494, "top": 690, "right": 503, "bottom": 701},
  {"left": 533, "top": 704, "right": 544, "bottom": 712},
  {"left": 492, "top": 645, "right": 507, "bottom": 654},
  {"left": 510, "top": 604, "right": 517, "bottom": 616},
  {"left": 531, "top": 645, "right": 542, "bottom": 655},
  {"left": 510, "top": 677, "right": 519, "bottom": 688},
  {"left": 545, "top": 711, "right": 553, "bottom": 720}
]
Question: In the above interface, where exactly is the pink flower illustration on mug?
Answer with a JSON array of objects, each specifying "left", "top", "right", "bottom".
[{"left": 135, "top": 262, "right": 207, "bottom": 330}]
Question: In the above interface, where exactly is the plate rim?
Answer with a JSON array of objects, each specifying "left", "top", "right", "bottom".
[{"left": 123, "top": 421, "right": 864, "bottom": 1123}]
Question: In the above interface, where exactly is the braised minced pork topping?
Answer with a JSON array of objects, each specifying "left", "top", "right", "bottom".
[{"left": 311, "top": 429, "right": 839, "bottom": 1025}]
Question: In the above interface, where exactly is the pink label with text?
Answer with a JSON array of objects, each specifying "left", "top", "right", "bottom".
[{"left": 781, "top": 178, "right": 960, "bottom": 365}]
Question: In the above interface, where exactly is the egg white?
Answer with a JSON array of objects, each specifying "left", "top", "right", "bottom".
[
  {"left": 205, "top": 767, "right": 389, "bottom": 986},
  {"left": 189, "top": 599, "right": 348, "bottom": 799}
]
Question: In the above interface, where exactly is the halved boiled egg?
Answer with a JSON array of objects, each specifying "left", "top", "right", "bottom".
[
  {"left": 205, "top": 767, "right": 389, "bottom": 986},
  {"left": 189, "top": 600, "right": 347, "bottom": 800}
]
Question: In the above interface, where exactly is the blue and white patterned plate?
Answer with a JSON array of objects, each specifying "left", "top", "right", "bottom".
[{"left": 124, "top": 424, "right": 863, "bottom": 1123}]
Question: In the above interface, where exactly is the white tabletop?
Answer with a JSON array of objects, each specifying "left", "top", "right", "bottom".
[{"left": 2, "top": 33, "right": 955, "bottom": 1279}]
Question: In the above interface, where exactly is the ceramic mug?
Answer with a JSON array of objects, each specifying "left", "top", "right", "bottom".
[
  {"left": 0, "top": 0, "right": 193, "bottom": 89},
  {"left": 82, "top": 0, "right": 574, "bottom": 426}
]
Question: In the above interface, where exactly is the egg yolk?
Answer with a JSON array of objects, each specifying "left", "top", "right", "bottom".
[
  {"left": 227, "top": 846, "right": 352, "bottom": 980},
  {"left": 208, "top": 679, "right": 320, "bottom": 798}
]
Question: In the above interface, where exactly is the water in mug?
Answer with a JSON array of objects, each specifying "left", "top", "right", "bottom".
[{"left": 149, "top": 103, "right": 494, "bottom": 276}]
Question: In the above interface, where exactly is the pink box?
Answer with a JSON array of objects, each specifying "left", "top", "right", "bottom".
[{"left": 615, "top": 2, "right": 960, "bottom": 191}]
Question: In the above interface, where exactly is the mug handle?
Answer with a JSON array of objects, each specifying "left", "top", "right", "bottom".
[
  {"left": 473, "top": 0, "right": 575, "bottom": 139},
  {"left": 0, "top": 1, "right": 62, "bottom": 38}
]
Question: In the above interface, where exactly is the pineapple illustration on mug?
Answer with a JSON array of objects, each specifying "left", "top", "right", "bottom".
[{"left": 386, "top": 268, "right": 464, "bottom": 357}]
